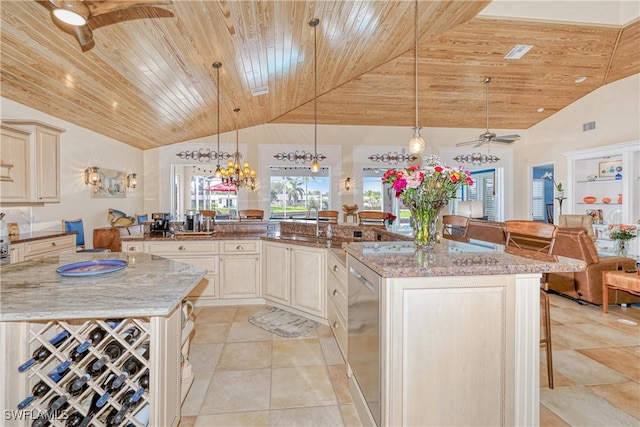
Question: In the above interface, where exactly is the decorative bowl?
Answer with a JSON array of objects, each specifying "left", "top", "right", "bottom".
[
  {"left": 583, "top": 196, "right": 597, "bottom": 204},
  {"left": 602, "top": 197, "right": 611, "bottom": 204}
]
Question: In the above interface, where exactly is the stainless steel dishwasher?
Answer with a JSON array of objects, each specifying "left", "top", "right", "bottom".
[{"left": 348, "top": 256, "right": 381, "bottom": 426}]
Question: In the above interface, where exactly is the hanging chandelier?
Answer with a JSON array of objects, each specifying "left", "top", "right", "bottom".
[
  {"left": 309, "top": 17, "right": 321, "bottom": 173},
  {"left": 220, "top": 108, "right": 257, "bottom": 190},
  {"left": 408, "top": 0, "right": 425, "bottom": 155}
]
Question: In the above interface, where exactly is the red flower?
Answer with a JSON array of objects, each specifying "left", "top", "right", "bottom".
[
  {"left": 434, "top": 166, "right": 443, "bottom": 172},
  {"left": 385, "top": 213, "right": 397, "bottom": 220}
]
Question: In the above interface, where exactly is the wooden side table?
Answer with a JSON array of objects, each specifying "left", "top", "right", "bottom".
[{"left": 602, "top": 270, "right": 640, "bottom": 313}]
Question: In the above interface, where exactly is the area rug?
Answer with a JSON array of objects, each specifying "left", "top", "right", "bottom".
[{"left": 249, "top": 306, "right": 318, "bottom": 338}]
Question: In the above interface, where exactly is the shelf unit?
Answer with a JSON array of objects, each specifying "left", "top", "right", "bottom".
[{"left": 564, "top": 141, "right": 640, "bottom": 257}]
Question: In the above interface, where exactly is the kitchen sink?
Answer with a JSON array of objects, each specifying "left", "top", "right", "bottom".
[{"left": 279, "top": 234, "right": 331, "bottom": 243}]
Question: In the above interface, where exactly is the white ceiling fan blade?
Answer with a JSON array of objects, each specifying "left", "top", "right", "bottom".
[
  {"left": 492, "top": 134, "right": 520, "bottom": 143},
  {"left": 455, "top": 139, "right": 482, "bottom": 147}
]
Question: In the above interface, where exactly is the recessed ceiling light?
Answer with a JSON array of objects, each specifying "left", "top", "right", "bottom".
[
  {"left": 251, "top": 86, "right": 269, "bottom": 96},
  {"left": 504, "top": 45, "right": 533, "bottom": 60},
  {"left": 575, "top": 76, "right": 587, "bottom": 83},
  {"left": 537, "top": 107, "right": 544, "bottom": 113}
]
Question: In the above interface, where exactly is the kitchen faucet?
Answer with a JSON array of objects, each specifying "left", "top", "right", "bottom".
[{"left": 308, "top": 207, "right": 321, "bottom": 237}]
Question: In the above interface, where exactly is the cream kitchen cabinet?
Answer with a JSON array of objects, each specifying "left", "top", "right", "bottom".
[
  {"left": 219, "top": 240, "right": 261, "bottom": 299},
  {"left": 326, "top": 250, "right": 347, "bottom": 361},
  {"left": 1, "top": 121, "right": 64, "bottom": 204},
  {"left": 9, "top": 234, "right": 76, "bottom": 264},
  {"left": 123, "top": 241, "right": 219, "bottom": 306},
  {"left": 262, "top": 241, "right": 326, "bottom": 320}
]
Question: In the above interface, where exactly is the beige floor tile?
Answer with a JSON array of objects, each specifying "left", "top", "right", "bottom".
[
  {"left": 226, "top": 321, "right": 275, "bottom": 342},
  {"left": 551, "top": 325, "right": 609, "bottom": 349},
  {"left": 316, "top": 323, "right": 334, "bottom": 338},
  {"left": 571, "top": 323, "right": 640, "bottom": 347},
  {"left": 320, "top": 337, "right": 345, "bottom": 365},
  {"left": 234, "top": 304, "right": 269, "bottom": 322},
  {"left": 553, "top": 349, "right": 630, "bottom": 386},
  {"left": 194, "top": 411, "right": 270, "bottom": 426},
  {"left": 191, "top": 322, "right": 231, "bottom": 344},
  {"left": 540, "top": 361, "right": 576, "bottom": 389},
  {"left": 539, "top": 404, "right": 570, "bottom": 426},
  {"left": 340, "top": 404, "right": 363, "bottom": 427},
  {"left": 620, "top": 345, "right": 640, "bottom": 357},
  {"left": 181, "top": 375, "right": 214, "bottom": 416},
  {"left": 195, "top": 306, "right": 238, "bottom": 323},
  {"left": 587, "top": 381, "right": 640, "bottom": 420},
  {"left": 217, "top": 341, "right": 272, "bottom": 371},
  {"left": 271, "top": 365, "right": 337, "bottom": 409},
  {"left": 272, "top": 338, "right": 325, "bottom": 367},
  {"left": 549, "top": 306, "right": 594, "bottom": 326},
  {"left": 188, "top": 343, "right": 223, "bottom": 374},
  {"left": 578, "top": 347, "right": 640, "bottom": 382},
  {"left": 541, "top": 385, "right": 639, "bottom": 426},
  {"left": 269, "top": 405, "right": 344, "bottom": 426},
  {"left": 200, "top": 369, "right": 271, "bottom": 414},
  {"left": 548, "top": 294, "right": 579, "bottom": 309},
  {"left": 328, "top": 364, "right": 353, "bottom": 404},
  {"left": 178, "top": 415, "right": 197, "bottom": 427}
]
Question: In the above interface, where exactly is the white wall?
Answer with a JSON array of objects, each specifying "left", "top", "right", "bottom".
[{"left": 1, "top": 98, "right": 144, "bottom": 247}]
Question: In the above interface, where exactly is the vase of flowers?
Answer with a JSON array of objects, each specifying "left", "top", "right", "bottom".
[
  {"left": 607, "top": 224, "right": 638, "bottom": 257},
  {"left": 383, "top": 155, "right": 473, "bottom": 251}
]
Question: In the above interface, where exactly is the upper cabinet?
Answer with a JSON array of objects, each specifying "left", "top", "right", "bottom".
[
  {"left": 564, "top": 141, "right": 639, "bottom": 227},
  {"left": 0, "top": 120, "right": 65, "bottom": 204}
]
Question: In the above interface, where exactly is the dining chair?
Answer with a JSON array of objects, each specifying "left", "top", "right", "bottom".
[
  {"left": 135, "top": 213, "right": 149, "bottom": 224},
  {"left": 62, "top": 219, "right": 110, "bottom": 253},
  {"left": 358, "top": 211, "right": 386, "bottom": 226},
  {"left": 505, "top": 220, "right": 557, "bottom": 389},
  {"left": 238, "top": 209, "right": 264, "bottom": 221},
  {"left": 442, "top": 215, "right": 470, "bottom": 242},
  {"left": 317, "top": 210, "right": 339, "bottom": 223}
]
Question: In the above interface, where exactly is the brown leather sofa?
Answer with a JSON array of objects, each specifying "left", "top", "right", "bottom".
[{"left": 466, "top": 220, "right": 639, "bottom": 305}]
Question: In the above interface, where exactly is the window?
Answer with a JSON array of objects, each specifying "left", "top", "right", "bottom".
[
  {"left": 532, "top": 179, "right": 545, "bottom": 221},
  {"left": 464, "top": 169, "right": 497, "bottom": 221},
  {"left": 269, "top": 166, "right": 330, "bottom": 219}
]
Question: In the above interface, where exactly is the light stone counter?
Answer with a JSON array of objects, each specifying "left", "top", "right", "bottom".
[
  {"left": 343, "top": 239, "right": 586, "bottom": 278},
  {"left": 0, "top": 252, "right": 207, "bottom": 321}
]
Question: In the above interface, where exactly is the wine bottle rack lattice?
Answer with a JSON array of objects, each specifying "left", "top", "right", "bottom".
[{"left": 18, "top": 318, "right": 152, "bottom": 427}]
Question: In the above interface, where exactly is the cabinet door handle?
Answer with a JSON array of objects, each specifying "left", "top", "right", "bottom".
[
  {"left": 236, "top": 245, "right": 244, "bottom": 251},
  {"left": 333, "top": 265, "right": 338, "bottom": 272},
  {"left": 178, "top": 246, "right": 186, "bottom": 251},
  {"left": 333, "top": 321, "right": 339, "bottom": 329},
  {"left": 332, "top": 289, "right": 338, "bottom": 296},
  {"left": 128, "top": 247, "right": 137, "bottom": 251},
  {"left": 51, "top": 242, "right": 56, "bottom": 246}
]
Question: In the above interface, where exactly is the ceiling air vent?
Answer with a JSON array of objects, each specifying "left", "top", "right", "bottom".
[
  {"left": 583, "top": 121, "right": 596, "bottom": 132},
  {"left": 504, "top": 45, "right": 533, "bottom": 60},
  {"left": 252, "top": 86, "right": 269, "bottom": 97}
]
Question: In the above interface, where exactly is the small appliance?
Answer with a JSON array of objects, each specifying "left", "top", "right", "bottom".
[
  {"left": 150, "top": 213, "right": 171, "bottom": 236},
  {"left": 0, "top": 240, "right": 10, "bottom": 265},
  {"left": 184, "top": 211, "right": 201, "bottom": 232}
]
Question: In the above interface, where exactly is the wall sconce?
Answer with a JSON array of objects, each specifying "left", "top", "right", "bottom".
[
  {"left": 84, "top": 166, "right": 101, "bottom": 186},
  {"left": 344, "top": 177, "right": 352, "bottom": 191},
  {"left": 127, "top": 173, "right": 138, "bottom": 189}
]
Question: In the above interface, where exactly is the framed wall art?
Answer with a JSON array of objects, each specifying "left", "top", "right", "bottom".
[
  {"left": 91, "top": 168, "right": 127, "bottom": 198},
  {"left": 598, "top": 160, "right": 622, "bottom": 178}
]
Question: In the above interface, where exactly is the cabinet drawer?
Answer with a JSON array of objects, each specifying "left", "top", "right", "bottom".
[
  {"left": 328, "top": 301, "right": 347, "bottom": 359},
  {"left": 220, "top": 240, "right": 259, "bottom": 254},
  {"left": 24, "top": 235, "right": 75, "bottom": 257},
  {"left": 123, "top": 242, "right": 144, "bottom": 252},
  {"left": 169, "top": 255, "right": 219, "bottom": 275},
  {"left": 327, "top": 252, "right": 346, "bottom": 285},
  {"left": 328, "top": 273, "right": 348, "bottom": 316},
  {"left": 147, "top": 241, "right": 218, "bottom": 254}
]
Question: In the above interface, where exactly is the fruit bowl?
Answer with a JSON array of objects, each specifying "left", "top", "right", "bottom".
[{"left": 583, "top": 196, "right": 597, "bottom": 204}]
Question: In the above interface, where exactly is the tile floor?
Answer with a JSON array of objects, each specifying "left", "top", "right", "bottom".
[{"left": 179, "top": 295, "right": 639, "bottom": 426}]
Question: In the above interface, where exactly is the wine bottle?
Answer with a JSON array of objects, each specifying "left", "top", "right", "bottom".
[
  {"left": 119, "top": 327, "right": 140, "bottom": 345},
  {"left": 138, "top": 369, "right": 149, "bottom": 390},
  {"left": 18, "top": 331, "right": 70, "bottom": 372},
  {"left": 86, "top": 356, "right": 108, "bottom": 378},
  {"left": 78, "top": 392, "right": 108, "bottom": 427},
  {"left": 107, "top": 387, "right": 144, "bottom": 426},
  {"left": 32, "top": 392, "right": 70, "bottom": 427},
  {"left": 97, "top": 373, "right": 123, "bottom": 407},
  {"left": 65, "top": 373, "right": 90, "bottom": 396},
  {"left": 73, "top": 326, "right": 107, "bottom": 356},
  {"left": 70, "top": 342, "right": 90, "bottom": 363},
  {"left": 65, "top": 411, "right": 83, "bottom": 427},
  {"left": 17, "top": 380, "right": 51, "bottom": 410},
  {"left": 136, "top": 341, "right": 150, "bottom": 360},
  {"left": 110, "top": 356, "right": 143, "bottom": 392},
  {"left": 47, "top": 359, "right": 72, "bottom": 382},
  {"left": 102, "top": 340, "right": 125, "bottom": 362}
]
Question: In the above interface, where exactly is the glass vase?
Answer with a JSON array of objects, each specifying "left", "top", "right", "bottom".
[
  {"left": 614, "top": 239, "right": 629, "bottom": 257},
  {"left": 409, "top": 201, "right": 447, "bottom": 251}
]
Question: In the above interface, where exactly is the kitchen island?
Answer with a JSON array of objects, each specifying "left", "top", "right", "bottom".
[
  {"left": 343, "top": 240, "right": 586, "bottom": 427},
  {"left": 0, "top": 252, "right": 207, "bottom": 426}
]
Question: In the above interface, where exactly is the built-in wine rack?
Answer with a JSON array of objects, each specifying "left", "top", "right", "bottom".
[{"left": 18, "top": 318, "right": 152, "bottom": 427}]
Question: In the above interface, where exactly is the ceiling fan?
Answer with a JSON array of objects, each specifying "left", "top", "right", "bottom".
[
  {"left": 36, "top": 0, "right": 174, "bottom": 52},
  {"left": 456, "top": 77, "right": 520, "bottom": 148}
]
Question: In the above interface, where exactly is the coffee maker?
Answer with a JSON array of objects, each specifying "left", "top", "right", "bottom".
[
  {"left": 184, "top": 210, "right": 201, "bottom": 232},
  {"left": 150, "top": 213, "right": 171, "bottom": 236}
]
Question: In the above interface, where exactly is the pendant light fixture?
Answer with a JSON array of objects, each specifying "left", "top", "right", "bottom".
[
  {"left": 220, "top": 108, "right": 257, "bottom": 190},
  {"left": 309, "top": 17, "right": 321, "bottom": 173},
  {"left": 213, "top": 62, "right": 223, "bottom": 179},
  {"left": 408, "top": 0, "right": 426, "bottom": 155}
]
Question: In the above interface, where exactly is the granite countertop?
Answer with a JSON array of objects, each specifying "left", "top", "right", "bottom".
[
  {"left": 121, "top": 232, "right": 271, "bottom": 241},
  {"left": 343, "top": 240, "right": 586, "bottom": 278},
  {"left": 3, "top": 231, "right": 75, "bottom": 244},
  {"left": 0, "top": 252, "right": 206, "bottom": 322}
]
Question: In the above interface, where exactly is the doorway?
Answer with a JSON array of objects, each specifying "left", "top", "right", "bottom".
[{"left": 531, "top": 164, "right": 554, "bottom": 223}]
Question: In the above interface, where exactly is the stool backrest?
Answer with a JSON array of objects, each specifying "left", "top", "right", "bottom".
[
  {"left": 62, "top": 218, "right": 86, "bottom": 248},
  {"left": 442, "top": 215, "right": 470, "bottom": 242},
  {"left": 505, "top": 220, "right": 558, "bottom": 254},
  {"left": 238, "top": 209, "right": 264, "bottom": 221}
]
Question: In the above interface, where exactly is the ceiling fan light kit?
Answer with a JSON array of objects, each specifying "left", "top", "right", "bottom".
[
  {"left": 51, "top": 1, "right": 89, "bottom": 26},
  {"left": 408, "top": 0, "right": 426, "bottom": 155}
]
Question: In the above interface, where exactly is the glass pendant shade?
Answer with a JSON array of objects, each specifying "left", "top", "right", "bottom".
[
  {"left": 310, "top": 159, "right": 321, "bottom": 173},
  {"left": 409, "top": 127, "right": 426, "bottom": 154},
  {"left": 214, "top": 166, "right": 222, "bottom": 179}
]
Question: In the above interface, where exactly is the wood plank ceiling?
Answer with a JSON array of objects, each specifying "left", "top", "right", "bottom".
[{"left": 1, "top": 1, "right": 638, "bottom": 150}]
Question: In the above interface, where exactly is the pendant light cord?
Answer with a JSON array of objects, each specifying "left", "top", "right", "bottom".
[
  {"left": 313, "top": 19, "right": 318, "bottom": 158},
  {"left": 414, "top": 0, "right": 419, "bottom": 128}
]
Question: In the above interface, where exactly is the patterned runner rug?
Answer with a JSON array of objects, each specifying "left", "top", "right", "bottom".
[{"left": 249, "top": 306, "right": 318, "bottom": 338}]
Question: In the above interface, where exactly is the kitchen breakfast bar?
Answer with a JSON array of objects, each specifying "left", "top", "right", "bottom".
[{"left": 0, "top": 231, "right": 586, "bottom": 426}]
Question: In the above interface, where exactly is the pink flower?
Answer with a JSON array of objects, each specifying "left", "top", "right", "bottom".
[
  {"left": 405, "top": 169, "right": 423, "bottom": 189},
  {"left": 392, "top": 178, "right": 407, "bottom": 194}
]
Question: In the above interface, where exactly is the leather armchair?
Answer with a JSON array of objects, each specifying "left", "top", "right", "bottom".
[
  {"left": 546, "top": 228, "right": 638, "bottom": 305},
  {"left": 558, "top": 214, "right": 596, "bottom": 240}
]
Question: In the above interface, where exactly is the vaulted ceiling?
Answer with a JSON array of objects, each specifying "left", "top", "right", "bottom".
[{"left": 1, "top": 1, "right": 638, "bottom": 150}]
